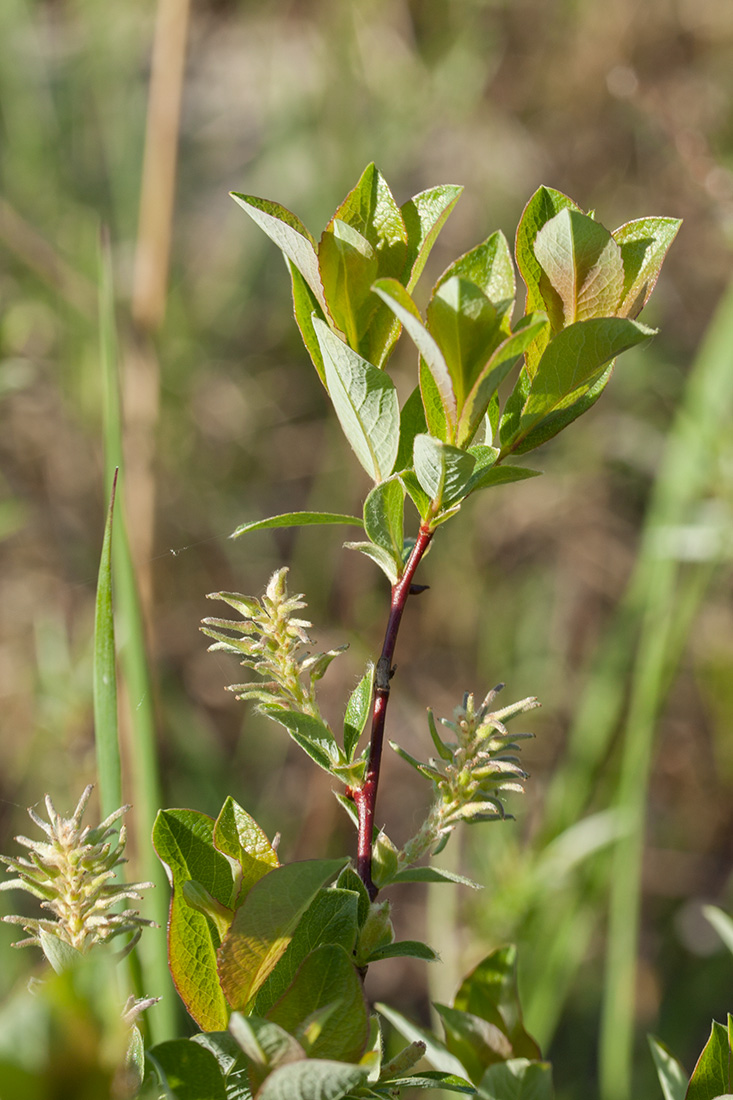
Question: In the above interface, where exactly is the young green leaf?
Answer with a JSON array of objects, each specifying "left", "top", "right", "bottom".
[
  {"left": 147, "top": 1038, "right": 227, "bottom": 1100},
  {"left": 217, "top": 858, "right": 348, "bottom": 1011},
  {"left": 426, "top": 276, "right": 503, "bottom": 410},
  {"left": 413, "top": 434, "right": 475, "bottom": 512},
  {"left": 343, "top": 663, "right": 375, "bottom": 763},
  {"left": 256, "top": 1059, "right": 368, "bottom": 1100},
  {"left": 93, "top": 471, "right": 121, "bottom": 823},
  {"left": 434, "top": 232, "right": 515, "bottom": 316},
  {"left": 254, "top": 887, "right": 360, "bottom": 1015},
  {"left": 506, "top": 316, "right": 655, "bottom": 451},
  {"left": 455, "top": 314, "right": 549, "bottom": 447},
  {"left": 231, "top": 511, "right": 363, "bottom": 539},
  {"left": 515, "top": 186, "right": 581, "bottom": 374},
  {"left": 328, "top": 163, "right": 408, "bottom": 281},
  {"left": 477, "top": 1058, "right": 554, "bottom": 1100},
  {"left": 454, "top": 947, "right": 540, "bottom": 1062},
  {"left": 363, "top": 478, "right": 405, "bottom": 571},
  {"left": 466, "top": 464, "right": 541, "bottom": 497},
  {"left": 401, "top": 184, "right": 463, "bottom": 291},
  {"left": 266, "top": 944, "right": 369, "bottom": 1064},
  {"left": 344, "top": 541, "right": 401, "bottom": 585},
  {"left": 230, "top": 193, "right": 327, "bottom": 314},
  {"left": 419, "top": 358, "right": 452, "bottom": 442},
  {"left": 260, "top": 708, "right": 342, "bottom": 774},
  {"left": 152, "top": 809, "right": 236, "bottom": 1032},
  {"left": 400, "top": 468, "right": 433, "bottom": 521},
  {"left": 505, "top": 361, "right": 613, "bottom": 456},
  {"left": 648, "top": 1035, "right": 687, "bottom": 1100},
  {"left": 213, "top": 797, "right": 279, "bottom": 906},
  {"left": 375, "top": 1002, "right": 470, "bottom": 1079},
  {"left": 382, "top": 1072, "right": 475, "bottom": 1094},
  {"left": 372, "top": 279, "right": 457, "bottom": 433},
  {"left": 613, "top": 217, "right": 682, "bottom": 319},
  {"left": 533, "top": 208, "right": 624, "bottom": 328},
  {"left": 287, "top": 260, "right": 329, "bottom": 384},
  {"left": 434, "top": 1003, "right": 512, "bottom": 1085},
  {"left": 366, "top": 940, "right": 439, "bottom": 963},
  {"left": 371, "top": 831, "right": 400, "bottom": 889},
  {"left": 228, "top": 1012, "right": 305, "bottom": 1071},
  {"left": 394, "top": 386, "right": 428, "bottom": 472},
  {"left": 315, "top": 319, "right": 400, "bottom": 482},
  {"left": 686, "top": 1021, "right": 730, "bottom": 1100},
  {"left": 388, "top": 866, "right": 481, "bottom": 889},
  {"left": 703, "top": 905, "right": 733, "bottom": 956},
  {"left": 318, "top": 219, "right": 379, "bottom": 348}
]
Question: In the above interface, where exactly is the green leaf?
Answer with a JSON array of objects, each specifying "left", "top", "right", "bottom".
[
  {"left": 435, "top": 231, "right": 515, "bottom": 314},
  {"left": 231, "top": 511, "right": 362, "bottom": 540},
  {"left": 191, "top": 1032, "right": 251, "bottom": 1100},
  {"left": 387, "top": 865, "right": 482, "bottom": 889},
  {"left": 372, "top": 279, "right": 457, "bottom": 432},
  {"left": 648, "top": 1035, "right": 687, "bottom": 1100},
  {"left": 456, "top": 315, "right": 549, "bottom": 447},
  {"left": 515, "top": 186, "right": 581, "bottom": 374},
  {"left": 427, "top": 276, "right": 503, "bottom": 410},
  {"left": 213, "top": 797, "right": 279, "bottom": 907},
  {"left": 394, "top": 386, "right": 428, "bottom": 472},
  {"left": 371, "top": 831, "right": 400, "bottom": 889},
  {"left": 613, "top": 217, "right": 682, "bottom": 319},
  {"left": 375, "top": 1002, "right": 469, "bottom": 1079},
  {"left": 315, "top": 319, "right": 400, "bottom": 482},
  {"left": 343, "top": 540, "right": 401, "bottom": 585},
  {"left": 454, "top": 947, "right": 540, "bottom": 1062},
  {"left": 400, "top": 469, "right": 432, "bottom": 521},
  {"left": 386, "top": 1072, "right": 475, "bottom": 1093},
  {"left": 343, "top": 664, "right": 375, "bottom": 763},
  {"left": 533, "top": 208, "right": 624, "bottom": 327},
  {"left": 318, "top": 219, "right": 379, "bottom": 348},
  {"left": 364, "top": 478, "right": 405, "bottom": 572},
  {"left": 260, "top": 709, "right": 342, "bottom": 773},
  {"left": 266, "top": 944, "right": 369, "bottom": 1063},
  {"left": 231, "top": 193, "right": 327, "bottom": 315},
  {"left": 217, "top": 859, "right": 347, "bottom": 1011},
  {"left": 254, "top": 888, "right": 360, "bottom": 1015},
  {"left": 507, "top": 317, "right": 655, "bottom": 450},
  {"left": 703, "top": 905, "right": 733, "bottom": 955},
  {"left": 466, "top": 464, "right": 541, "bottom": 497},
  {"left": 229, "top": 1013, "right": 304, "bottom": 1069},
  {"left": 506, "top": 361, "right": 613, "bottom": 456},
  {"left": 365, "top": 940, "right": 439, "bottom": 963},
  {"left": 413, "top": 434, "right": 475, "bottom": 511},
  {"left": 38, "top": 930, "right": 83, "bottom": 975},
  {"left": 434, "top": 1003, "right": 513, "bottom": 1085},
  {"left": 256, "top": 1059, "right": 368, "bottom": 1100},
  {"left": 402, "top": 184, "right": 463, "bottom": 291},
  {"left": 477, "top": 1058, "right": 554, "bottom": 1100},
  {"left": 93, "top": 472, "right": 121, "bottom": 823},
  {"left": 152, "top": 809, "right": 235, "bottom": 1032},
  {"left": 147, "top": 1039, "right": 227, "bottom": 1100},
  {"left": 287, "top": 260, "right": 329, "bottom": 385},
  {"left": 686, "top": 1021, "right": 730, "bottom": 1100}
]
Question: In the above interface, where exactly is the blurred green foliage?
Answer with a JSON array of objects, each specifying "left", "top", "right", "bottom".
[{"left": 1, "top": 2, "right": 733, "bottom": 1098}]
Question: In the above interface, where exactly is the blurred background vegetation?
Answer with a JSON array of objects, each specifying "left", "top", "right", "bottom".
[{"left": 1, "top": 1, "right": 733, "bottom": 1097}]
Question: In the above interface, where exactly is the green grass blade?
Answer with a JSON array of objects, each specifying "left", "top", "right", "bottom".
[
  {"left": 93, "top": 469, "right": 122, "bottom": 823},
  {"left": 98, "top": 231, "right": 176, "bottom": 1042}
]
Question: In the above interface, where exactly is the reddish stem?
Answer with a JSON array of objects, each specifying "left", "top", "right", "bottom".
[{"left": 355, "top": 522, "right": 435, "bottom": 899}]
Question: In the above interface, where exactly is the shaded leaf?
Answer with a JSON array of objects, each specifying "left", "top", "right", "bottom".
[
  {"left": 394, "top": 385, "right": 428, "bottom": 473},
  {"left": 427, "top": 276, "right": 502, "bottom": 409},
  {"left": 256, "top": 1059, "right": 368, "bottom": 1100},
  {"left": 366, "top": 940, "right": 439, "bottom": 963},
  {"left": 343, "top": 664, "right": 375, "bottom": 763},
  {"left": 287, "top": 260, "right": 329, "bottom": 384},
  {"left": 344, "top": 541, "right": 400, "bottom": 585},
  {"left": 467, "top": 465, "right": 541, "bottom": 497},
  {"left": 191, "top": 1031, "right": 252, "bottom": 1100},
  {"left": 686, "top": 1021, "right": 730, "bottom": 1100},
  {"left": 454, "top": 947, "right": 540, "bottom": 1062},
  {"left": 703, "top": 906, "right": 733, "bottom": 956},
  {"left": 318, "top": 220, "right": 379, "bottom": 349},
  {"left": 363, "top": 478, "right": 405, "bottom": 571},
  {"left": 147, "top": 1038, "right": 227, "bottom": 1100},
  {"left": 383, "top": 1072, "right": 474, "bottom": 1094},
  {"left": 387, "top": 865, "right": 481, "bottom": 889},
  {"left": 218, "top": 859, "right": 347, "bottom": 1011},
  {"left": 506, "top": 361, "right": 613, "bottom": 456},
  {"left": 375, "top": 1002, "right": 469, "bottom": 1079},
  {"left": 477, "top": 1058, "right": 554, "bottom": 1100},
  {"left": 266, "top": 944, "right": 369, "bottom": 1064},
  {"left": 434, "top": 1003, "right": 513, "bottom": 1085},
  {"left": 435, "top": 231, "right": 515, "bottom": 315},
  {"left": 254, "top": 888, "right": 359, "bottom": 1015},
  {"left": 260, "top": 709, "right": 341, "bottom": 774}
]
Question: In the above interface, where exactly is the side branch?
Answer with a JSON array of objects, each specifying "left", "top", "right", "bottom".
[{"left": 356, "top": 522, "right": 435, "bottom": 898}]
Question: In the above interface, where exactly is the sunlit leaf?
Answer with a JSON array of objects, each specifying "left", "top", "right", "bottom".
[
  {"left": 213, "top": 797, "right": 279, "bottom": 907},
  {"left": 363, "top": 478, "right": 405, "bottom": 571},
  {"left": 413, "top": 434, "right": 475, "bottom": 511},
  {"left": 315, "top": 319, "right": 400, "bottom": 482},
  {"left": 260, "top": 708, "right": 342, "bottom": 773},
  {"left": 435, "top": 232, "right": 515, "bottom": 316},
  {"left": 613, "top": 216, "right": 682, "bottom": 319},
  {"left": 648, "top": 1035, "right": 687, "bottom": 1100},
  {"left": 427, "top": 276, "right": 502, "bottom": 410},
  {"left": 343, "top": 663, "right": 375, "bottom": 762},
  {"left": 402, "top": 184, "right": 463, "bottom": 291},
  {"left": 533, "top": 208, "right": 624, "bottom": 327},
  {"left": 686, "top": 1021, "right": 730, "bottom": 1100},
  {"left": 232, "top": 511, "right": 362, "bottom": 539}
]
